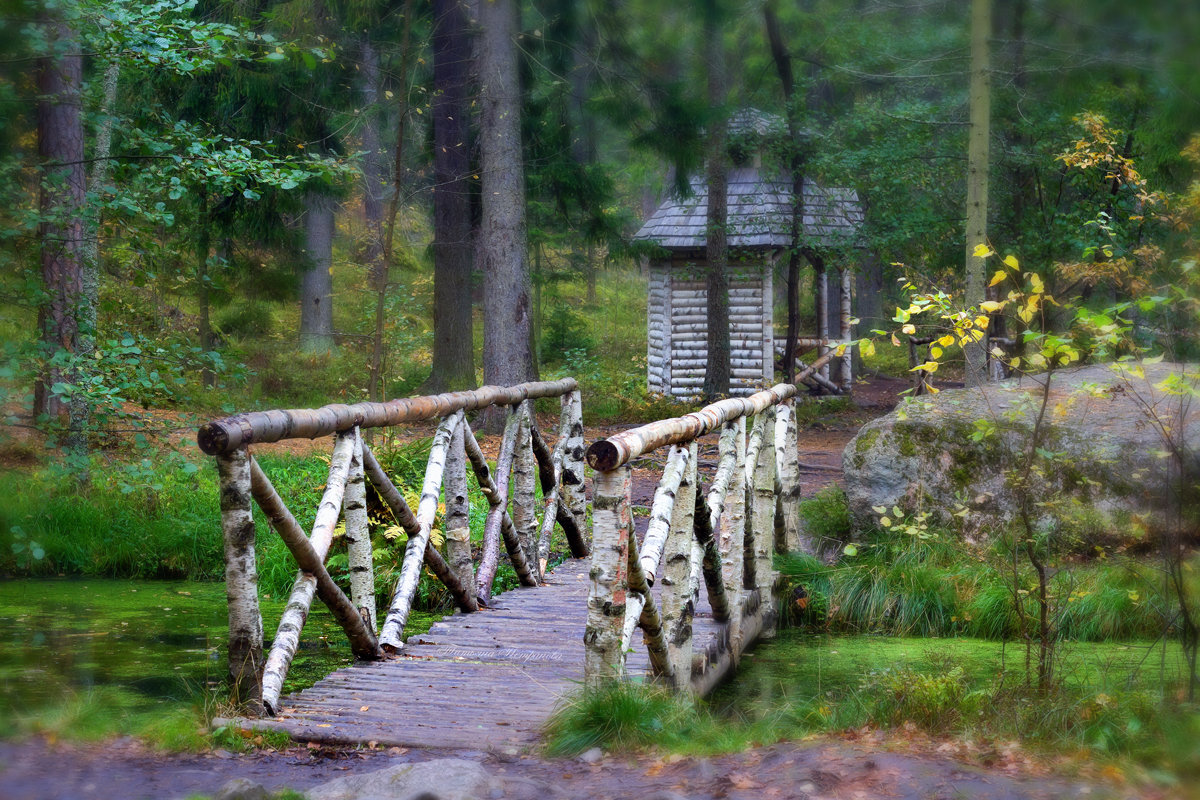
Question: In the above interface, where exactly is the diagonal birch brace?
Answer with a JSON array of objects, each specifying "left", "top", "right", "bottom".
[
  {"left": 460, "top": 415, "right": 539, "bottom": 599},
  {"left": 378, "top": 411, "right": 463, "bottom": 651},
  {"left": 248, "top": 458, "right": 381, "bottom": 661},
  {"left": 260, "top": 431, "right": 355, "bottom": 713},
  {"left": 343, "top": 429, "right": 375, "bottom": 630}
]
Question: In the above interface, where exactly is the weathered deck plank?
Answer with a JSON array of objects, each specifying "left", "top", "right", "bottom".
[{"left": 233, "top": 555, "right": 753, "bottom": 750}]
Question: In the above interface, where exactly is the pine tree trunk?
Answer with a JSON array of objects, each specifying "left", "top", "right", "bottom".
[
  {"left": 299, "top": 192, "right": 335, "bottom": 354},
  {"left": 479, "top": 0, "right": 535, "bottom": 431},
  {"left": 428, "top": 0, "right": 476, "bottom": 393},
  {"left": 963, "top": 0, "right": 992, "bottom": 387},
  {"left": 702, "top": 6, "right": 730, "bottom": 400},
  {"left": 35, "top": 14, "right": 86, "bottom": 428},
  {"left": 360, "top": 37, "right": 387, "bottom": 374}
]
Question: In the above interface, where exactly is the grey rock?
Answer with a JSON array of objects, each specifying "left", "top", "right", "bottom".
[
  {"left": 306, "top": 758, "right": 497, "bottom": 800},
  {"left": 843, "top": 363, "right": 1200, "bottom": 539},
  {"left": 578, "top": 747, "right": 604, "bottom": 764},
  {"left": 212, "top": 778, "right": 271, "bottom": 800}
]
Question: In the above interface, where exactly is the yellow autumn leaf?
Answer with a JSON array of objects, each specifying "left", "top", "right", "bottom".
[
  {"left": 910, "top": 360, "right": 939, "bottom": 373},
  {"left": 989, "top": 270, "right": 1007, "bottom": 287},
  {"left": 974, "top": 315, "right": 990, "bottom": 329},
  {"left": 860, "top": 339, "right": 876, "bottom": 357},
  {"left": 972, "top": 243, "right": 993, "bottom": 258},
  {"left": 901, "top": 323, "right": 916, "bottom": 335},
  {"left": 1028, "top": 273, "right": 1045, "bottom": 294},
  {"left": 980, "top": 300, "right": 1004, "bottom": 313},
  {"left": 1003, "top": 254, "right": 1020, "bottom": 270},
  {"left": 931, "top": 346, "right": 943, "bottom": 359},
  {"left": 938, "top": 335, "right": 955, "bottom": 348}
]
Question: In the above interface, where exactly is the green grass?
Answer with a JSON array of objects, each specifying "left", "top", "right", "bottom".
[{"left": 545, "top": 635, "right": 1200, "bottom": 784}]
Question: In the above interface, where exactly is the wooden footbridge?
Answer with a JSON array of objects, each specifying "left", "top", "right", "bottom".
[{"left": 200, "top": 357, "right": 835, "bottom": 748}]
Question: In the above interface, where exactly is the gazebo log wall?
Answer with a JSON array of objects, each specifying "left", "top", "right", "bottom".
[{"left": 647, "top": 256, "right": 774, "bottom": 398}]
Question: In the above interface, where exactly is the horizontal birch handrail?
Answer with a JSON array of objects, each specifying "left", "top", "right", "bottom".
[
  {"left": 585, "top": 349, "right": 839, "bottom": 471},
  {"left": 209, "top": 379, "right": 587, "bottom": 715},
  {"left": 198, "top": 378, "right": 578, "bottom": 455}
]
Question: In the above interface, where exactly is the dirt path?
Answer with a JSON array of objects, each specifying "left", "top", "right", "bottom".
[{"left": 0, "top": 735, "right": 1150, "bottom": 800}]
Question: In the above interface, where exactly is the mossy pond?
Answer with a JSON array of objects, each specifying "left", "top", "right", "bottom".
[{"left": 0, "top": 578, "right": 438, "bottom": 739}]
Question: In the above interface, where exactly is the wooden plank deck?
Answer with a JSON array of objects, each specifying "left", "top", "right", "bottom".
[{"left": 237, "top": 556, "right": 747, "bottom": 750}]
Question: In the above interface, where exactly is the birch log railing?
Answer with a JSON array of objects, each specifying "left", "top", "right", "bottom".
[
  {"left": 199, "top": 379, "right": 588, "bottom": 716},
  {"left": 583, "top": 353, "right": 837, "bottom": 693}
]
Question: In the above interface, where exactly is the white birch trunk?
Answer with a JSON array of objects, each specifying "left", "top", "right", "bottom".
[
  {"left": 661, "top": 441, "right": 697, "bottom": 692},
  {"left": 261, "top": 431, "right": 355, "bottom": 713},
  {"left": 343, "top": 428, "right": 375, "bottom": 631},
  {"left": 217, "top": 449, "right": 263, "bottom": 713},
  {"left": 584, "top": 465, "right": 631, "bottom": 688},
  {"left": 561, "top": 390, "right": 588, "bottom": 554},
  {"left": 378, "top": 410, "right": 463, "bottom": 650},
  {"left": 719, "top": 417, "right": 746, "bottom": 654},
  {"left": 774, "top": 400, "right": 805, "bottom": 553},
  {"left": 512, "top": 403, "right": 539, "bottom": 575},
  {"left": 443, "top": 423, "right": 474, "bottom": 594}
]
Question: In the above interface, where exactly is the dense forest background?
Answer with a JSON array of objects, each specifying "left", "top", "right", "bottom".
[{"left": 1, "top": 0, "right": 1199, "bottom": 458}]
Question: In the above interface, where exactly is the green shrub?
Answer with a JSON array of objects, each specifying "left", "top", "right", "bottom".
[
  {"left": 798, "top": 487, "right": 851, "bottom": 544},
  {"left": 216, "top": 302, "right": 275, "bottom": 339}
]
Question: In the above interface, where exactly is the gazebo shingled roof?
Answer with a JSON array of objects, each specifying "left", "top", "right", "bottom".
[{"left": 632, "top": 168, "right": 864, "bottom": 250}]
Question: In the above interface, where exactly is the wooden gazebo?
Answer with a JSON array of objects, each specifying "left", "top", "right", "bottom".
[{"left": 635, "top": 112, "right": 863, "bottom": 398}]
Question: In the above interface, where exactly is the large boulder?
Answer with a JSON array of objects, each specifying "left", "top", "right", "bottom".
[
  {"left": 842, "top": 362, "right": 1199, "bottom": 540},
  {"left": 305, "top": 758, "right": 558, "bottom": 800}
]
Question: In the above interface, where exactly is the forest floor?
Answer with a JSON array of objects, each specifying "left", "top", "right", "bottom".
[{"left": 0, "top": 728, "right": 1153, "bottom": 800}]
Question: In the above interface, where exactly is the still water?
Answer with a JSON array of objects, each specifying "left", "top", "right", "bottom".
[{"left": 0, "top": 579, "right": 433, "bottom": 726}]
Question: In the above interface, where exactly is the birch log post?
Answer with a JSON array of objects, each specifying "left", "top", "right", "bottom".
[
  {"left": 361, "top": 444, "right": 476, "bottom": 613},
  {"left": 661, "top": 441, "right": 697, "bottom": 691},
  {"left": 750, "top": 415, "right": 777, "bottom": 615},
  {"left": 443, "top": 423, "right": 475, "bottom": 595},
  {"left": 248, "top": 458, "right": 380, "bottom": 661},
  {"left": 261, "top": 431, "right": 355, "bottom": 713},
  {"left": 465, "top": 414, "right": 538, "bottom": 600},
  {"left": 560, "top": 390, "right": 588, "bottom": 556},
  {"left": 216, "top": 449, "right": 263, "bottom": 712},
  {"left": 741, "top": 414, "right": 769, "bottom": 591},
  {"left": 638, "top": 445, "right": 689, "bottom": 584},
  {"left": 378, "top": 411, "right": 463, "bottom": 651},
  {"left": 719, "top": 417, "right": 746, "bottom": 652},
  {"left": 584, "top": 464, "right": 631, "bottom": 688},
  {"left": 512, "top": 404, "right": 539, "bottom": 576},
  {"left": 773, "top": 400, "right": 804, "bottom": 553},
  {"left": 343, "top": 428, "right": 375, "bottom": 630},
  {"left": 840, "top": 268, "right": 853, "bottom": 392}
]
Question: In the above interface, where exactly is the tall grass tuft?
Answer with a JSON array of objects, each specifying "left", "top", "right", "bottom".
[{"left": 542, "top": 680, "right": 699, "bottom": 756}]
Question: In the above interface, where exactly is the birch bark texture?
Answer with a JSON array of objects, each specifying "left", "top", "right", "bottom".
[
  {"left": 343, "top": 429, "right": 375, "bottom": 630},
  {"left": 378, "top": 411, "right": 463, "bottom": 650},
  {"left": 217, "top": 449, "right": 263, "bottom": 711},
  {"left": 260, "top": 431, "right": 355, "bottom": 713},
  {"left": 584, "top": 465, "right": 632, "bottom": 688}
]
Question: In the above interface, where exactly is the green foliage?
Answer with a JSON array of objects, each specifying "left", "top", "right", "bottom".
[{"left": 539, "top": 305, "right": 594, "bottom": 364}]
